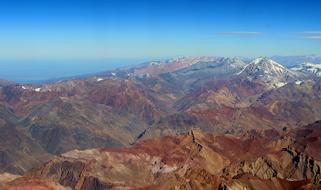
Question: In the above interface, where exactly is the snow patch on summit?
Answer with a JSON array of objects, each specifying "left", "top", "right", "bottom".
[
  {"left": 291, "top": 62, "right": 321, "bottom": 76},
  {"left": 295, "top": 81, "right": 303, "bottom": 85},
  {"left": 239, "top": 57, "right": 297, "bottom": 89},
  {"left": 275, "top": 82, "right": 287, "bottom": 88}
]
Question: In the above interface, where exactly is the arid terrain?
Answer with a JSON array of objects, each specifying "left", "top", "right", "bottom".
[{"left": 1, "top": 56, "right": 321, "bottom": 189}]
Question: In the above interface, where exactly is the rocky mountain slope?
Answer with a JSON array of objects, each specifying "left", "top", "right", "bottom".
[
  {"left": 1, "top": 56, "right": 321, "bottom": 189},
  {"left": 3, "top": 121, "right": 321, "bottom": 189},
  {"left": 0, "top": 79, "right": 156, "bottom": 174},
  {"left": 239, "top": 57, "right": 298, "bottom": 88}
]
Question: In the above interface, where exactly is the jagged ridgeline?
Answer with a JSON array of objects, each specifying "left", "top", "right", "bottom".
[{"left": 1, "top": 56, "right": 321, "bottom": 189}]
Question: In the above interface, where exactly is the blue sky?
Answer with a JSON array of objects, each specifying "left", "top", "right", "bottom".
[{"left": 0, "top": 0, "right": 321, "bottom": 59}]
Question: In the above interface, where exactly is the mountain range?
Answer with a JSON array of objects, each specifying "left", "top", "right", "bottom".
[{"left": 1, "top": 56, "right": 321, "bottom": 190}]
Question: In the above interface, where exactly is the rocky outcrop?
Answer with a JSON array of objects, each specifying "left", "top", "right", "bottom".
[
  {"left": 3, "top": 177, "right": 71, "bottom": 190},
  {"left": 2, "top": 57, "right": 321, "bottom": 190},
  {"left": 3, "top": 123, "right": 320, "bottom": 190}
]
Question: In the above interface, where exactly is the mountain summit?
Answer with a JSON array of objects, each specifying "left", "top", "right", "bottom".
[
  {"left": 239, "top": 57, "right": 297, "bottom": 88},
  {"left": 1, "top": 56, "right": 321, "bottom": 190},
  {"left": 291, "top": 62, "right": 321, "bottom": 77}
]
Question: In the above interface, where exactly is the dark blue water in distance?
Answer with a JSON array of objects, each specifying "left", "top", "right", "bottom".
[{"left": 0, "top": 58, "right": 148, "bottom": 84}]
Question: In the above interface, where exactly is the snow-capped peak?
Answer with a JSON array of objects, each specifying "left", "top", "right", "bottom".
[
  {"left": 220, "top": 57, "right": 246, "bottom": 65},
  {"left": 252, "top": 57, "right": 285, "bottom": 69},
  {"left": 252, "top": 57, "right": 267, "bottom": 64},
  {"left": 304, "top": 62, "right": 321, "bottom": 69},
  {"left": 291, "top": 62, "right": 321, "bottom": 76},
  {"left": 239, "top": 57, "right": 297, "bottom": 88},
  {"left": 242, "top": 57, "right": 288, "bottom": 76}
]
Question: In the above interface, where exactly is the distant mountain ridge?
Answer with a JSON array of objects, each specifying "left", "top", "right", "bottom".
[
  {"left": 272, "top": 55, "right": 321, "bottom": 67},
  {"left": 291, "top": 62, "right": 321, "bottom": 77},
  {"left": 6, "top": 55, "right": 320, "bottom": 85},
  {"left": 1, "top": 55, "right": 321, "bottom": 189}
]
